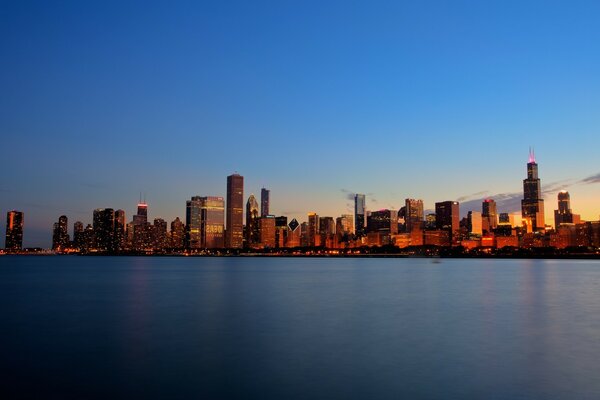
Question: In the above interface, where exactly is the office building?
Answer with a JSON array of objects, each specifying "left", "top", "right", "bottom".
[
  {"left": 201, "top": 196, "right": 225, "bottom": 248},
  {"left": 521, "top": 149, "right": 545, "bottom": 232},
  {"left": 261, "top": 188, "right": 270, "bottom": 217},
  {"left": 226, "top": 174, "right": 244, "bottom": 248},
  {"left": 246, "top": 194, "right": 260, "bottom": 247},
  {"left": 52, "top": 215, "right": 69, "bottom": 250},
  {"left": 354, "top": 194, "right": 366, "bottom": 236},
  {"left": 93, "top": 208, "right": 115, "bottom": 251},
  {"left": 5, "top": 210, "right": 24, "bottom": 251},
  {"left": 186, "top": 196, "right": 202, "bottom": 249},
  {"left": 405, "top": 199, "right": 424, "bottom": 232}
]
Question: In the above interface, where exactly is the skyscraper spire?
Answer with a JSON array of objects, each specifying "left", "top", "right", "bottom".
[{"left": 528, "top": 146, "right": 536, "bottom": 163}]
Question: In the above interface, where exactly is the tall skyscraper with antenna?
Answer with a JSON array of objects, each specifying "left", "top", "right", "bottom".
[{"left": 521, "top": 148, "right": 545, "bottom": 233}]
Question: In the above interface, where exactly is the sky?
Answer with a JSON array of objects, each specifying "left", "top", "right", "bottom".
[{"left": 2, "top": 0, "right": 600, "bottom": 247}]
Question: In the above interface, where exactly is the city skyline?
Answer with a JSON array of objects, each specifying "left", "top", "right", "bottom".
[
  {"left": 4, "top": 151, "right": 600, "bottom": 250},
  {"left": 3, "top": 1, "right": 600, "bottom": 247}
]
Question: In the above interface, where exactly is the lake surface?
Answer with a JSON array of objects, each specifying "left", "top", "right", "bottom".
[{"left": 1, "top": 256, "right": 600, "bottom": 399}]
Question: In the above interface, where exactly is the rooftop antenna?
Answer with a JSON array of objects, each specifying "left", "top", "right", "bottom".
[{"left": 528, "top": 146, "right": 536, "bottom": 163}]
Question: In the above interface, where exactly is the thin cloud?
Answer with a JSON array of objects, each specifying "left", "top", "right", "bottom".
[
  {"left": 580, "top": 173, "right": 600, "bottom": 185},
  {"left": 456, "top": 190, "right": 490, "bottom": 202}
]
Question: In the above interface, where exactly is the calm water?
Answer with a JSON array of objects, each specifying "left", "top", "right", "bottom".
[{"left": 1, "top": 256, "right": 600, "bottom": 399}]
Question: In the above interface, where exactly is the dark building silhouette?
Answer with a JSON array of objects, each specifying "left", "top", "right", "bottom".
[
  {"left": 73, "top": 221, "right": 84, "bottom": 249},
  {"left": 52, "top": 215, "right": 69, "bottom": 250},
  {"left": 405, "top": 199, "right": 424, "bottom": 232},
  {"left": 114, "top": 209, "right": 126, "bottom": 251},
  {"left": 93, "top": 208, "right": 115, "bottom": 251},
  {"left": 435, "top": 201, "right": 460, "bottom": 241},
  {"left": 554, "top": 191, "right": 575, "bottom": 228},
  {"left": 354, "top": 194, "right": 366, "bottom": 236},
  {"left": 5, "top": 210, "right": 24, "bottom": 251},
  {"left": 261, "top": 188, "right": 270, "bottom": 217},
  {"left": 521, "top": 149, "right": 545, "bottom": 232},
  {"left": 226, "top": 174, "right": 244, "bottom": 248},
  {"left": 482, "top": 199, "right": 497, "bottom": 232}
]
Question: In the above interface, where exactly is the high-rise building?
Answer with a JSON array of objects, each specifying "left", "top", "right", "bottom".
[
  {"left": 521, "top": 149, "right": 545, "bottom": 233},
  {"left": 133, "top": 202, "right": 148, "bottom": 225},
  {"left": 132, "top": 200, "right": 152, "bottom": 251},
  {"left": 52, "top": 215, "right": 69, "bottom": 250},
  {"left": 170, "top": 217, "right": 185, "bottom": 249},
  {"left": 200, "top": 196, "right": 225, "bottom": 248},
  {"left": 287, "top": 218, "right": 301, "bottom": 248},
  {"left": 226, "top": 174, "right": 244, "bottom": 248},
  {"left": 425, "top": 213, "right": 436, "bottom": 230},
  {"left": 93, "top": 208, "right": 115, "bottom": 251},
  {"left": 275, "top": 216, "right": 288, "bottom": 248},
  {"left": 367, "top": 209, "right": 398, "bottom": 234},
  {"left": 259, "top": 215, "right": 276, "bottom": 248},
  {"left": 260, "top": 188, "right": 270, "bottom": 217},
  {"left": 482, "top": 199, "right": 497, "bottom": 232},
  {"left": 467, "top": 211, "right": 483, "bottom": 236},
  {"left": 554, "top": 191, "right": 577, "bottom": 228},
  {"left": 186, "top": 196, "right": 202, "bottom": 249},
  {"left": 73, "top": 221, "right": 84, "bottom": 249},
  {"left": 307, "top": 212, "right": 319, "bottom": 246},
  {"left": 336, "top": 214, "right": 354, "bottom": 235},
  {"left": 5, "top": 211, "right": 24, "bottom": 251},
  {"left": 246, "top": 194, "right": 260, "bottom": 247},
  {"left": 114, "top": 209, "right": 126, "bottom": 251},
  {"left": 153, "top": 218, "right": 168, "bottom": 250},
  {"left": 435, "top": 201, "right": 460, "bottom": 241},
  {"left": 319, "top": 216, "right": 336, "bottom": 247},
  {"left": 405, "top": 199, "right": 424, "bottom": 232},
  {"left": 354, "top": 194, "right": 366, "bottom": 236}
]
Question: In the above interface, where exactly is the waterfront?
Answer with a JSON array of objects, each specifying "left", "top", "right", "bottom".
[{"left": 2, "top": 257, "right": 600, "bottom": 399}]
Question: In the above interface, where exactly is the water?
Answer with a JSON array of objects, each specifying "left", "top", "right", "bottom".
[{"left": 1, "top": 256, "right": 600, "bottom": 399}]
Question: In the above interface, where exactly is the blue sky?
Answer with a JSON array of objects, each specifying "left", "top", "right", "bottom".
[{"left": 2, "top": 0, "right": 600, "bottom": 247}]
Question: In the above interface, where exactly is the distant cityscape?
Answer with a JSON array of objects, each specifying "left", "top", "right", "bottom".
[{"left": 3, "top": 150, "right": 600, "bottom": 256}]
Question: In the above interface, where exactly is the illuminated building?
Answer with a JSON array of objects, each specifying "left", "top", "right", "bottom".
[
  {"left": 259, "top": 215, "right": 276, "bottom": 248},
  {"left": 93, "top": 208, "right": 115, "bottom": 251},
  {"left": 467, "top": 211, "right": 483, "bottom": 236},
  {"left": 435, "top": 201, "right": 460, "bottom": 241},
  {"left": 83, "top": 224, "right": 95, "bottom": 250},
  {"left": 405, "top": 199, "right": 424, "bottom": 232},
  {"left": 319, "top": 216, "right": 335, "bottom": 248},
  {"left": 287, "top": 218, "right": 301, "bottom": 247},
  {"left": 226, "top": 174, "right": 244, "bottom": 248},
  {"left": 275, "top": 216, "right": 288, "bottom": 248},
  {"left": 425, "top": 213, "right": 436, "bottom": 230},
  {"left": 553, "top": 191, "right": 580, "bottom": 228},
  {"left": 201, "top": 196, "right": 225, "bottom": 248},
  {"left": 170, "top": 217, "right": 185, "bottom": 249},
  {"left": 132, "top": 200, "right": 151, "bottom": 251},
  {"left": 114, "top": 209, "right": 126, "bottom": 251},
  {"left": 186, "top": 196, "right": 202, "bottom": 249},
  {"left": 521, "top": 149, "right": 545, "bottom": 233},
  {"left": 482, "top": 199, "right": 497, "bottom": 232},
  {"left": 153, "top": 218, "right": 168, "bottom": 250},
  {"left": 5, "top": 210, "right": 24, "bottom": 251},
  {"left": 73, "top": 221, "right": 84, "bottom": 249},
  {"left": 261, "top": 188, "right": 270, "bottom": 217},
  {"left": 307, "top": 212, "right": 319, "bottom": 246},
  {"left": 354, "top": 194, "right": 366, "bottom": 236},
  {"left": 246, "top": 194, "right": 260, "bottom": 247},
  {"left": 52, "top": 215, "right": 69, "bottom": 250},
  {"left": 367, "top": 209, "right": 398, "bottom": 235}
]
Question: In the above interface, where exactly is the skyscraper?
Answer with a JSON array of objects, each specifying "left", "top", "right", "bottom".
[
  {"left": 405, "top": 199, "right": 424, "bottom": 232},
  {"left": 260, "top": 188, "right": 270, "bottom": 217},
  {"left": 226, "top": 174, "right": 244, "bottom": 248},
  {"left": 200, "top": 196, "right": 225, "bottom": 248},
  {"left": 153, "top": 218, "right": 168, "bottom": 250},
  {"left": 93, "top": 208, "right": 115, "bottom": 251},
  {"left": 186, "top": 196, "right": 202, "bottom": 249},
  {"left": 5, "top": 210, "right": 24, "bottom": 251},
  {"left": 52, "top": 215, "right": 69, "bottom": 250},
  {"left": 435, "top": 201, "right": 460, "bottom": 241},
  {"left": 307, "top": 212, "right": 319, "bottom": 246},
  {"left": 521, "top": 149, "right": 545, "bottom": 233},
  {"left": 554, "top": 191, "right": 576, "bottom": 228},
  {"left": 482, "top": 199, "right": 497, "bottom": 232},
  {"left": 259, "top": 215, "right": 276, "bottom": 248},
  {"left": 114, "top": 209, "right": 126, "bottom": 251},
  {"left": 73, "top": 221, "right": 84, "bottom": 249},
  {"left": 245, "top": 194, "right": 260, "bottom": 247},
  {"left": 170, "top": 217, "right": 185, "bottom": 249},
  {"left": 287, "top": 218, "right": 301, "bottom": 248},
  {"left": 354, "top": 194, "right": 366, "bottom": 236}
]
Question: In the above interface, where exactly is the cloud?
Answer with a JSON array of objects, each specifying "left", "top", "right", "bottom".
[
  {"left": 456, "top": 190, "right": 490, "bottom": 202},
  {"left": 580, "top": 173, "right": 600, "bottom": 185}
]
